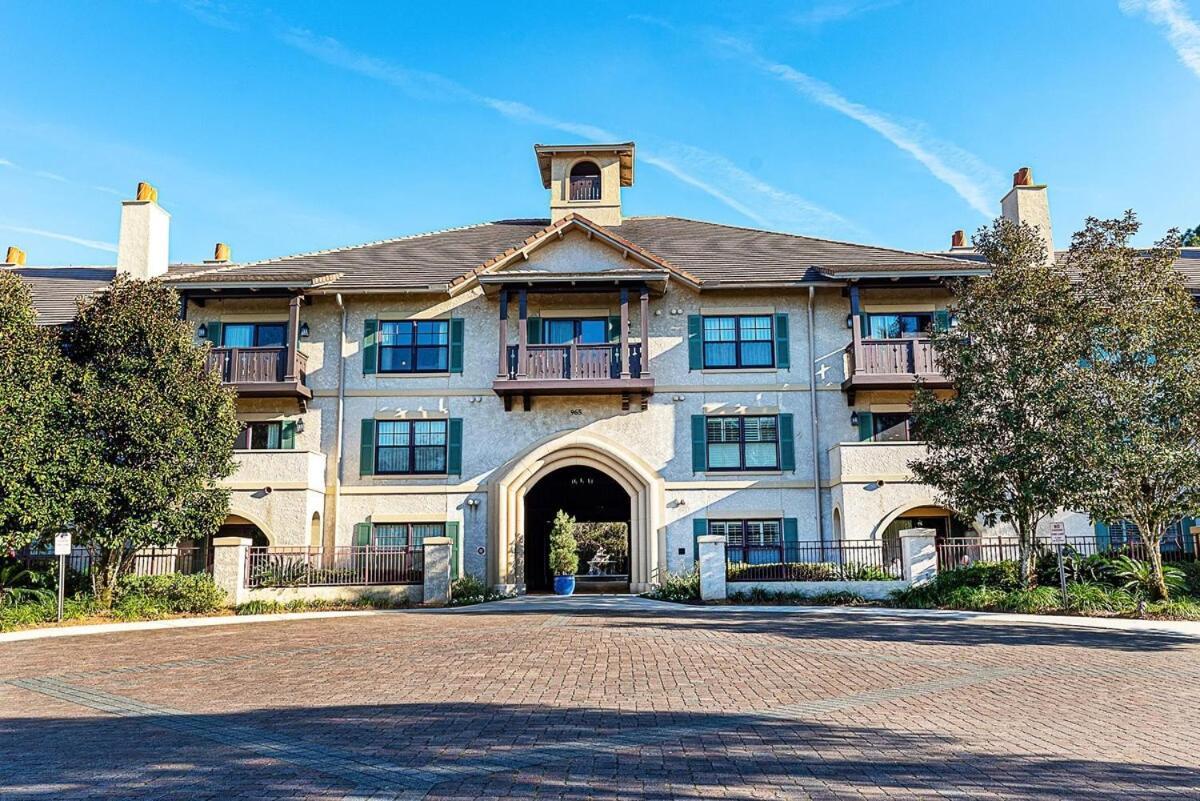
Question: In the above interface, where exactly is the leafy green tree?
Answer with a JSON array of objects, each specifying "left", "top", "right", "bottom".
[
  {"left": 64, "top": 277, "right": 239, "bottom": 605},
  {"left": 548, "top": 510, "right": 580, "bottom": 576},
  {"left": 1071, "top": 212, "right": 1199, "bottom": 601},
  {"left": 1181, "top": 225, "right": 1200, "bottom": 247},
  {"left": 0, "top": 272, "right": 73, "bottom": 554},
  {"left": 910, "top": 219, "right": 1095, "bottom": 588}
]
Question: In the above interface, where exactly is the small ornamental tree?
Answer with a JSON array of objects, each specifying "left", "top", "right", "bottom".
[
  {"left": 64, "top": 277, "right": 239, "bottom": 605},
  {"left": 1181, "top": 224, "right": 1199, "bottom": 247},
  {"left": 1071, "top": 212, "right": 1200, "bottom": 601},
  {"left": 0, "top": 271, "right": 73, "bottom": 554},
  {"left": 910, "top": 219, "right": 1095, "bottom": 588},
  {"left": 548, "top": 510, "right": 580, "bottom": 577}
]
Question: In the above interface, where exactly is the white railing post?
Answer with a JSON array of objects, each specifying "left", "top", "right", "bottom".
[
  {"left": 422, "top": 536, "right": 453, "bottom": 606},
  {"left": 212, "top": 537, "right": 251, "bottom": 607},
  {"left": 899, "top": 528, "right": 938, "bottom": 585},
  {"left": 698, "top": 534, "right": 728, "bottom": 601}
]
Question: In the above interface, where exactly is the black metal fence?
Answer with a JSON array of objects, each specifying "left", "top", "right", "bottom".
[
  {"left": 13, "top": 547, "right": 209, "bottom": 577},
  {"left": 244, "top": 546, "right": 424, "bottom": 589},
  {"left": 936, "top": 536, "right": 1198, "bottom": 571},
  {"left": 726, "top": 539, "right": 904, "bottom": 582}
]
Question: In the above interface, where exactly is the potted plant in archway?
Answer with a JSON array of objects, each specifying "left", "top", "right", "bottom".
[{"left": 549, "top": 510, "right": 580, "bottom": 596}]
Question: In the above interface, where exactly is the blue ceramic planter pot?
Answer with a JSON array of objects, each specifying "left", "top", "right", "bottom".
[{"left": 553, "top": 575, "right": 576, "bottom": 596}]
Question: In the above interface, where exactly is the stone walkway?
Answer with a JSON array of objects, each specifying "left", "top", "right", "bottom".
[{"left": 2, "top": 596, "right": 1198, "bottom": 799}]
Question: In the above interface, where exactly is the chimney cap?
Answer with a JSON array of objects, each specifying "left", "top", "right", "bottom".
[
  {"left": 951, "top": 230, "right": 967, "bottom": 248},
  {"left": 4, "top": 246, "right": 26, "bottom": 266},
  {"left": 1012, "top": 167, "right": 1034, "bottom": 187},
  {"left": 212, "top": 242, "right": 231, "bottom": 263},
  {"left": 135, "top": 181, "right": 159, "bottom": 203}
]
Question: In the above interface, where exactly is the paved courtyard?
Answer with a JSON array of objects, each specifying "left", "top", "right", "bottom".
[{"left": 2, "top": 596, "right": 1199, "bottom": 800}]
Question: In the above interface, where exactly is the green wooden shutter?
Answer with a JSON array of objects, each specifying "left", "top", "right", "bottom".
[
  {"left": 860, "top": 313, "right": 870, "bottom": 338},
  {"left": 359, "top": 419, "right": 376, "bottom": 476},
  {"left": 1182, "top": 518, "right": 1197, "bottom": 559},
  {"left": 447, "top": 418, "right": 463, "bottom": 475},
  {"left": 857, "top": 411, "right": 874, "bottom": 442},
  {"left": 693, "top": 518, "right": 708, "bottom": 565},
  {"left": 687, "top": 315, "right": 703, "bottom": 370},
  {"left": 783, "top": 517, "right": 799, "bottom": 559},
  {"left": 778, "top": 414, "right": 795, "bottom": 471},
  {"left": 774, "top": 313, "right": 790, "bottom": 369},
  {"left": 363, "top": 318, "right": 379, "bottom": 375},
  {"left": 445, "top": 521, "right": 461, "bottom": 580},
  {"left": 353, "top": 522, "right": 372, "bottom": 547},
  {"left": 607, "top": 315, "right": 622, "bottom": 342},
  {"left": 280, "top": 420, "right": 297, "bottom": 450},
  {"left": 1095, "top": 520, "right": 1111, "bottom": 551},
  {"left": 449, "top": 318, "right": 465, "bottom": 373},
  {"left": 691, "top": 415, "right": 707, "bottom": 473},
  {"left": 204, "top": 321, "right": 222, "bottom": 345},
  {"left": 526, "top": 316, "right": 542, "bottom": 345},
  {"left": 933, "top": 310, "right": 951, "bottom": 332}
]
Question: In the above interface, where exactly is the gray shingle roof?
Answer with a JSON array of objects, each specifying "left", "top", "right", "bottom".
[{"left": 10, "top": 266, "right": 115, "bottom": 325}]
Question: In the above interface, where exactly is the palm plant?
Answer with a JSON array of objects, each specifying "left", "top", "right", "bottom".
[
  {"left": 1111, "top": 555, "right": 1186, "bottom": 598},
  {"left": 0, "top": 563, "right": 54, "bottom": 607}
]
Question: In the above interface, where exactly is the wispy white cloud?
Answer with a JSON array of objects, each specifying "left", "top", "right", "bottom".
[
  {"left": 0, "top": 223, "right": 118, "bottom": 254},
  {"left": 1121, "top": 0, "right": 1200, "bottom": 79},
  {"left": 713, "top": 36, "right": 1000, "bottom": 218},
  {"left": 276, "top": 27, "right": 852, "bottom": 234},
  {"left": 173, "top": 0, "right": 241, "bottom": 32},
  {"left": 791, "top": 1, "right": 901, "bottom": 27},
  {"left": 0, "top": 156, "right": 121, "bottom": 196}
]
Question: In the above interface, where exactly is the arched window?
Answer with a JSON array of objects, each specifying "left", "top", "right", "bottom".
[{"left": 569, "top": 161, "right": 601, "bottom": 201}]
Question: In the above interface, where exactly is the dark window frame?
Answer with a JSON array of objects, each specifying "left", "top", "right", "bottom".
[
  {"left": 221, "top": 322, "right": 288, "bottom": 348},
  {"left": 541, "top": 317, "right": 608, "bottom": 345},
  {"left": 236, "top": 421, "right": 282, "bottom": 450},
  {"left": 865, "top": 312, "right": 935, "bottom": 340},
  {"left": 705, "top": 415, "right": 780, "bottom": 472},
  {"left": 377, "top": 319, "right": 450, "bottom": 374},
  {"left": 372, "top": 522, "right": 445, "bottom": 549},
  {"left": 872, "top": 412, "right": 914, "bottom": 442},
  {"left": 701, "top": 315, "right": 775, "bottom": 369},
  {"left": 375, "top": 419, "right": 449, "bottom": 476}
]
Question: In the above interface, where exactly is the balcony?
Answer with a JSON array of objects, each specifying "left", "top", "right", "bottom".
[
  {"left": 494, "top": 343, "right": 653, "bottom": 403},
  {"left": 829, "top": 441, "right": 927, "bottom": 484},
  {"left": 223, "top": 449, "right": 325, "bottom": 492},
  {"left": 842, "top": 338, "right": 949, "bottom": 400},
  {"left": 205, "top": 346, "right": 311, "bottom": 400}
]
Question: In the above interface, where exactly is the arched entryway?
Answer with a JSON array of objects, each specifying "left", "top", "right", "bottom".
[
  {"left": 489, "top": 430, "right": 666, "bottom": 594},
  {"left": 876, "top": 504, "right": 973, "bottom": 569},
  {"left": 523, "top": 465, "right": 631, "bottom": 593}
]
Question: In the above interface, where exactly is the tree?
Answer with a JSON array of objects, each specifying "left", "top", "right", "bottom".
[
  {"left": 910, "top": 219, "right": 1095, "bottom": 587},
  {"left": 548, "top": 510, "right": 580, "bottom": 577},
  {"left": 1071, "top": 212, "right": 1198, "bottom": 601},
  {"left": 1181, "top": 225, "right": 1200, "bottom": 247},
  {"left": 64, "top": 277, "right": 239, "bottom": 605},
  {"left": 0, "top": 271, "right": 73, "bottom": 554}
]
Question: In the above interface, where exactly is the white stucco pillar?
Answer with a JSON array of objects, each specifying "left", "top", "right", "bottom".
[
  {"left": 211, "top": 536, "right": 251, "bottom": 607},
  {"left": 899, "top": 528, "right": 938, "bottom": 586},
  {"left": 423, "top": 536, "right": 453, "bottom": 607},
  {"left": 698, "top": 534, "right": 727, "bottom": 601}
]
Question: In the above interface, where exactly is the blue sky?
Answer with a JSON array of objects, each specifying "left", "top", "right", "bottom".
[{"left": 2, "top": 0, "right": 1199, "bottom": 265}]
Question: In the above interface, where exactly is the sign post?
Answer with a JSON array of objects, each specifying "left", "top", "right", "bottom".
[
  {"left": 53, "top": 532, "right": 71, "bottom": 623},
  {"left": 1049, "top": 522, "right": 1068, "bottom": 609}
]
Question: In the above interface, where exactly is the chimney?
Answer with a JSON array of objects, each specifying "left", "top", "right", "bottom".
[
  {"left": 949, "top": 229, "right": 972, "bottom": 251},
  {"left": 116, "top": 181, "right": 170, "bottom": 279},
  {"left": 3, "top": 246, "right": 26, "bottom": 266},
  {"left": 206, "top": 243, "right": 232, "bottom": 264},
  {"left": 1000, "top": 166, "right": 1054, "bottom": 265}
]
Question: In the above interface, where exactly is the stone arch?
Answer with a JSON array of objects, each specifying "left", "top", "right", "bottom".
[
  {"left": 488, "top": 429, "right": 666, "bottom": 593},
  {"left": 223, "top": 507, "right": 276, "bottom": 545},
  {"left": 870, "top": 499, "right": 982, "bottom": 542}
]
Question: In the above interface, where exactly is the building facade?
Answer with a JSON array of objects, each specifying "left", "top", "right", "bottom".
[{"left": 10, "top": 144, "right": 1199, "bottom": 590}]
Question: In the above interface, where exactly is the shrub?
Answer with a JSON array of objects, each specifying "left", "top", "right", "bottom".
[
  {"left": 1177, "top": 562, "right": 1200, "bottom": 597},
  {"left": 645, "top": 570, "right": 700, "bottom": 602},
  {"left": 0, "top": 564, "right": 55, "bottom": 607},
  {"left": 116, "top": 574, "right": 226, "bottom": 614},
  {"left": 1110, "top": 556, "right": 1187, "bottom": 599},
  {"left": 1065, "top": 582, "right": 1137, "bottom": 615},
  {"left": 236, "top": 599, "right": 284, "bottom": 615},
  {"left": 999, "top": 586, "right": 1062, "bottom": 614},
  {"left": 1144, "top": 597, "right": 1200, "bottom": 620},
  {"left": 548, "top": 510, "right": 579, "bottom": 577},
  {"left": 450, "top": 574, "right": 511, "bottom": 606},
  {"left": 726, "top": 561, "right": 896, "bottom": 582}
]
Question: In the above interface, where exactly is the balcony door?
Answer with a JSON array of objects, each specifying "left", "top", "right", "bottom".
[
  {"left": 222, "top": 322, "right": 287, "bottom": 348},
  {"left": 542, "top": 318, "right": 608, "bottom": 346}
]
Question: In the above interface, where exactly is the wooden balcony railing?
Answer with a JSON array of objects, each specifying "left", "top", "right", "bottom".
[
  {"left": 504, "top": 343, "right": 643, "bottom": 381},
  {"left": 204, "top": 346, "right": 311, "bottom": 398},
  {"left": 569, "top": 176, "right": 602, "bottom": 201},
  {"left": 842, "top": 337, "right": 948, "bottom": 399}
]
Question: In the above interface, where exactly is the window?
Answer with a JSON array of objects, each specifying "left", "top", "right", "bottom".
[
  {"left": 710, "top": 519, "right": 782, "bottom": 547},
  {"left": 706, "top": 415, "right": 779, "bottom": 471},
  {"left": 702, "top": 315, "right": 774, "bottom": 368},
  {"left": 872, "top": 413, "right": 913, "bottom": 443},
  {"left": 542, "top": 318, "right": 608, "bottom": 345},
  {"left": 569, "top": 161, "right": 601, "bottom": 201},
  {"left": 236, "top": 421, "right": 281, "bottom": 450},
  {"left": 378, "top": 320, "right": 449, "bottom": 373},
  {"left": 376, "top": 420, "right": 448, "bottom": 475},
  {"left": 1109, "top": 520, "right": 1186, "bottom": 552},
  {"left": 866, "top": 313, "right": 934, "bottom": 340},
  {"left": 222, "top": 322, "right": 287, "bottom": 348},
  {"left": 372, "top": 522, "right": 444, "bottom": 549}
]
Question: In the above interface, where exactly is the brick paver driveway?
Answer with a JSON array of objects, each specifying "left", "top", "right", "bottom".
[{"left": 2, "top": 596, "right": 1199, "bottom": 800}]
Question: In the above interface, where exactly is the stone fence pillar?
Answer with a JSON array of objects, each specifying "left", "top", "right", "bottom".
[
  {"left": 211, "top": 536, "right": 251, "bottom": 607},
  {"left": 698, "top": 534, "right": 727, "bottom": 601},
  {"left": 422, "top": 536, "right": 453, "bottom": 607},
  {"left": 899, "top": 528, "right": 938, "bottom": 586}
]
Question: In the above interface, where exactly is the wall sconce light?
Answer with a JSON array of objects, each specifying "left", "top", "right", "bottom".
[
  {"left": 197, "top": 323, "right": 208, "bottom": 339},
  {"left": 299, "top": 322, "right": 310, "bottom": 338},
  {"left": 845, "top": 314, "right": 853, "bottom": 329},
  {"left": 466, "top": 498, "right": 480, "bottom": 509},
  {"left": 295, "top": 418, "right": 305, "bottom": 434},
  {"left": 850, "top": 411, "right": 860, "bottom": 427}
]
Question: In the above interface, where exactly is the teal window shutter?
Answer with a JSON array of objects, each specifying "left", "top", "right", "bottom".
[
  {"left": 353, "top": 522, "right": 372, "bottom": 547},
  {"left": 1094, "top": 520, "right": 1111, "bottom": 551},
  {"left": 1183, "top": 518, "right": 1196, "bottom": 559},
  {"left": 783, "top": 517, "right": 799, "bottom": 557},
  {"left": 693, "top": 518, "right": 708, "bottom": 565},
  {"left": 363, "top": 318, "right": 378, "bottom": 375},
  {"left": 934, "top": 310, "right": 951, "bottom": 332},
  {"left": 280, "top": 420, "right": 297, "bottom": 450},
  {"left": 860, "top": 313, "right": 870, "bottom": 338},
  {"left": 691, "top": 415, "right": 707, "bottom": 472},
  {"left": 857, "top": 411, "right": 874, "bottom": 442},
  {"left": 607, "top": 315, "right": 622, "bottom": 342},
  {"left": 526, "top": 316, "right": 542, "bottom": 345},
  {"left": 446, "top": 521, "right": 461, "bottom": 580},
  {"left": 774, "top": 313, "right": 790, "bottom": 369},
  {"left": 359, "top": 419, "right": 376, "bottom": 476},
  {"left": 778, "top": 414, "right": 795, "bottom": 471},
  {"left": 447, "top": 418, "right": 463, "bottom": 475},
  {"left": 687, "top": 315, "right": 703, "bottom": 370},
  {"left": 205, "top": 321, "right": 222, "bottom": 345},
  {"left": 449, "top": 318, "right": 465, "bottom": 373}
]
